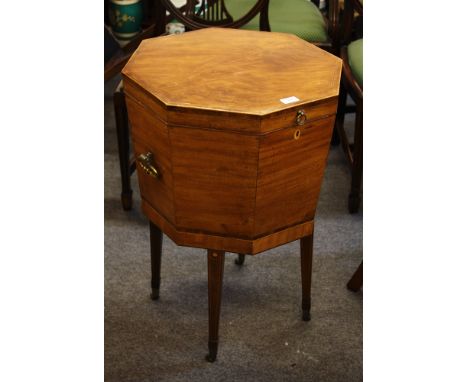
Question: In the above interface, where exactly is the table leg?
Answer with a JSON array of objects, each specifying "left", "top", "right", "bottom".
[
  {"left": 206, "top": 250, "right": 225, "bottom": 362},
  {"left": 150, "top": 221, "right": 163, "bottom": 300},
  {"left": 300, "top": 232, "right": 314, "bottom": 321}
]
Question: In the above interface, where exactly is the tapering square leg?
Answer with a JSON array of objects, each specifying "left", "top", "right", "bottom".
[
  {"left": 206, "top": 250, "right": 225, "bottom": 362},
  {"left": 150, "top": 221, "right": 163, "bottom": 300},
  {"left": 300, "top": 233, "right": 314, "bottom": 321}
]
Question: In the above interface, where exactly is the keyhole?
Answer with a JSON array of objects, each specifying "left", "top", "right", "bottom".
[{"left": 294, "top": 129, "right": 301, "bottom": 140}]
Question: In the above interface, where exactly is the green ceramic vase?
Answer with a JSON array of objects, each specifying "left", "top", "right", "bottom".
[{"left": 109, "top": 0, "right": 143, "bottom": 41}]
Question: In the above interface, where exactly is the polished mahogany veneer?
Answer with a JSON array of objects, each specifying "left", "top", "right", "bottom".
[{"left": 122, "top": 28, "right": 341, "bottom": 254}]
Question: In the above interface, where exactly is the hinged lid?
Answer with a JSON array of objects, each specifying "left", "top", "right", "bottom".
[{"left": 122, "top": 28, "right": 342, "bottom": 120}]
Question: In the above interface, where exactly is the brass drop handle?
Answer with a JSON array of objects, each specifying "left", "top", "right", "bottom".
[
  {"left": 296, "top": 109, "right": 307, "bottom": 126},
  {"left": 137, "top": 152, "right": 159, "bottom": 178}
]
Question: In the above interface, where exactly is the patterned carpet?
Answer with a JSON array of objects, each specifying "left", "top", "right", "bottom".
[{"left": 105, "top": 76, "right": 362, "bottom": 382}]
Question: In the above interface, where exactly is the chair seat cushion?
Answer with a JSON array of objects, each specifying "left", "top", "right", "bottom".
[
  {"left": 347, "top": 39, "right": 363, "bottom": 87},
  {"left": 225, "top": 0, "right": 328, "bottom": 43}
]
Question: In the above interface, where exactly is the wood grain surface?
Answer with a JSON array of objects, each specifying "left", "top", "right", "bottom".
[
  {"left": 122, "top": 28, "right": 341, "bottom": 116},
  {"left": 126, "top": 96, "right": 175, "bottom": 223},
  {"left": 170, "top": 126, "right": 258, "bottom": 237},
  {"left": 141, "top": 199, "right": 314, "bottom": 255},
  {"left": 254, "top": 115, "right": 335, "bottom": 236},
  {"left": 123, "top": 27, "right": 340, "bottom": 254}
]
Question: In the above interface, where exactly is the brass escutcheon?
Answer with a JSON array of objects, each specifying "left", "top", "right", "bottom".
[
  {"left": 294, "top": 129, "right": 301, "bottom": 140},
  {"left": 296, "top": 109, "right": 307, "bottom": 126},
  {"left": 137, "top": 152, "right": 159, "bottom": 178}
]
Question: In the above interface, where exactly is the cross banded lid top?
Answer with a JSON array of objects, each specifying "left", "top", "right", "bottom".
[{"left": 122, "top": 28, "right": 342, "bottom": 116}]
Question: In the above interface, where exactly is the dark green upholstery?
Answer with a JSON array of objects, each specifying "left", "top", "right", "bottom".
[
  {"left": 225, "top": 0, "right": 328, "bottom": 43},
  {"left": 347, "top": 38, "right": 363, "bottom": 87}
]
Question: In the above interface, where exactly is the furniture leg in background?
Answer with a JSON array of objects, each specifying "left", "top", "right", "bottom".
[
  {"left": 113, "top": 81, "right": 135, "bottom": 210},
  {"left": 331, "top": 80, "right": 348, "bottom": 147},
  {"left": 347, "top": 261, "right": 363, "bottom": 292},
  {"left": 334, "top": 0, "right": 363, "bottom": 214},
  {"left": 348, "top": 99, "right": 363, "bottom": 213},
  {"left": 150, "top": 221, "right": 163, "bottom": 300},
  {"left": 235, "top": 254, "right": 246, "bottom": 265}
]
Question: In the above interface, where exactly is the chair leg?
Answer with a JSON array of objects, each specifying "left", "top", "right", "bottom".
[
  {"left": 347, "top": 261, "right": 363, "bottom": 292},
  {"left": 300, "top": 232, "right": 314, "bottom": 322},
  {"left": 150, "top": 221, "right": 163, "bottom": 300},
  {"left": 331, "top": 124, "right": 340, "bottom": 146},
  {"left": 206, "top": 250, "right": 225, "bottom": 362},
  {"left": 234, "top": 253, "right": 245, "bottom": 266},
  {"left": 113, "top": 84, "right": 133, "bottom": 211},
  {"left": 332, "top": 80, "right": 347, "bottom": 146},
  {"left": 348, "top": 99, "right": 363, "bottom": 214}
]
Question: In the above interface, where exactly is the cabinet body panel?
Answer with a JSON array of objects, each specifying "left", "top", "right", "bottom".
[
  {"left": 126, "top": 96, "right": 175, "bottom": 223},
  {"left": 170, "top": 126, "right": 259, "bottom": 238},
  {"left": 254, "top": 115, "right": 335, "bottom": 236}
]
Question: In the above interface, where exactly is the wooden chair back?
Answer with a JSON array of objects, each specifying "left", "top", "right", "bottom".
[
  {"left": 156, "top": 0, "right": 270, "bottom": 33},
  {"left": 188, "top": 0, "right": 234, "bottom": 25},
  {"left": 342, "top": 0, "right": 363, "bottom": 46}
]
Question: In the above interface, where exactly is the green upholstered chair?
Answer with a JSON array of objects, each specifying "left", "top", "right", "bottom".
[
  {"left": 334, "top": 0, "right": 363, "bottom": 213},
  {"left": 157, "top": 1, "right": 339, "bottom": 53},
  {"left": 225, "top": 0, "right": 339, "bottom": 52},
  {"left": 347, "top": 38, "right": 363, "bottom": 87}
]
